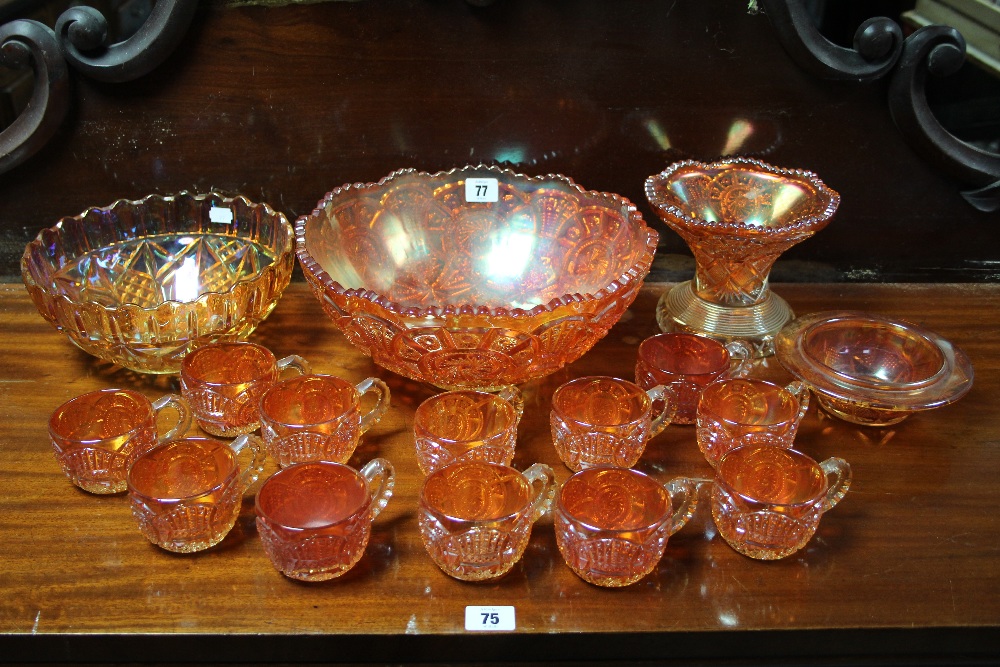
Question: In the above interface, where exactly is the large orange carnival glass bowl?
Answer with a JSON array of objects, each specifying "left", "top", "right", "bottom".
[
  {"left": 296, "top": 165, "right": 659, "bottom": 390},
  {"left": 22, "top": 192, "right": 295, "bottom": 374}
]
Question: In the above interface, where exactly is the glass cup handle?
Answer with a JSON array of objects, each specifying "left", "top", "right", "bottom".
[
  {"left": 360, "top": 457, "right": 395, "bottom": 520},
  {"left": 664, "top": 476, "right": 700, "bottom": 536},
  {"left": 230, "top": 434, "right": 266, "bottom": 493},
  {"left": 151, "top": 393, "right": 192, "bottom": 442},
  {"left": 355, "top": 377, "right": 391, "bottom": 435},
  {"left": 819, "top": 457, "right": 852, "bottom": 512},
  {"left": 276, "top": 354, "right": 312, "bottom": 377},
  {"left": 725, "top": 340, "right": 754, "bottom": 378},
  {"left": 522, "top": 463, "right": 556, "bottom": 523},
  {"left": 497, "top": 385, "right": 524, "bottom": 425},
  {"left": 646, "top": 384, "right": 677, "bottom": 438},
  {"left": 786, "top": 380, "right": 811, "bottom": 424}
]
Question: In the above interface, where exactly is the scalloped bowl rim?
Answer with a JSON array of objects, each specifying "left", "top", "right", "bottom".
[
  {"left": 21, "top": 191, "right": 295, "bottom": 318},
  {"left": 644, "top": 157, "right": 841, "bottom": 235},
  {"left": 295, "top": 164, "right": 659, "bottom": 320}
]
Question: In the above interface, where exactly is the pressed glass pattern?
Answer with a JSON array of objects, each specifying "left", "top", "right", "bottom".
[
  {"left": 49, "top": 388, "right": 190, "bottom": 494},
  {"left": 775, "top": 311, "right": 974, "bottom": 426},
  {"left": 550, "top": 376, "right": 672, "bottom": 471},
  {"left": 554, "top": 468, "right": 697, "bottom": 587},
  {"left": 696, "top": 378, "right": 810, "bottom": 467},
  {"left": 635, "top": 333, "right": 752, "bottom": 424},
  {"left": 296, "top": 165, "right": 658, "bottom": 390},
  {"left": 255, "top": 459, "right": 394, "bottom": 581},
  {"left": 646, "top": 158, "right": 839, "bottom": 357},
  {"left": 180, "top": 342, "right": 311, "bottom": 437},
  {"left": 127, "top": 435, "right": 265, "bottom": 553},
  {"left": 711, "top": 445, "right": 850, "bottom": 560},
  {"left": 414, "top": 386, "right": 522, "bottom": 475},
  {"left": 21, "top": 192, "right": 294, "bottom": 374},
  {"left": 259, "top": 374, "right": 390, "bottom": 467},
  {"left": 418, "top": 460, "right": 554, "bottom": 581}
]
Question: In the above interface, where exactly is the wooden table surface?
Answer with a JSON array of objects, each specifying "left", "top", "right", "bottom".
[{"left": 2, "top": 282, "right": 998, "bottom": 664}]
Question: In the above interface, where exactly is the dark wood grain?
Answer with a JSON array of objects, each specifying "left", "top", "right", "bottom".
[
  {"left": 1, "top": 1, "right": 998, "bottom": 282},
  {"left": 1, "top": 281, "right": 998, "bottom": 663}
]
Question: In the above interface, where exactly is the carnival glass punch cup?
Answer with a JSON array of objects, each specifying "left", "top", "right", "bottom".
[
  {"left": 646, "top": 158, "right": 839, "bottom": 357},
  {"left": 696, "top": 378, "right": 810, "bottom": 468},
  {"left": 296, "top": 165, "right": 658, "bottom": 390},
  {"left": 418, "top": 460, "right": 555, "bottom": 581},
  {"left": 550, "top": 376, "right": 674, "bottom": 471},
  {"left": 21, "top": 192, "right": 295, "bottom": 374},
  {"left": 180, "top": 341, "right": 311, "bottom": 437},
  {"left": 49, "top": 388, "right": 191, "bottom": 494},
  {"left": 127, "top": 434, "right": 266, "bottom": 553},
  {"left": 775, "top": 310, "right": 974, "bottom": 426},
  {"left": 413, "top": 385, "right": 523, "bottom": 475},
  {"left": 711, "top": 444, "right": 850, "bottom": 560},
  {"left": 259, "top": 374, "right": 390, "bottom": 467},
  {"left": 635, "top": 332, "right": 752, "bottom": 424},
  {"left": 555, "top": 467, "right": 698, "bottom": 587},
  {"left": 255, "top": 458, "right": 395, "bottom": 581}
]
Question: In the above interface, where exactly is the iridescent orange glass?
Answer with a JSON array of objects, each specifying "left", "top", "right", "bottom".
[
  {"left": 418, "top": 460, "right": 555, "bottom": 581},
  {"left": 21, "top": 192, "right": 295, "bottom": 374},
  {"left": 646, "top": 158, "right": 839, "bottom": 357},
  {"left": 49, "top": 388, "right": 191, "bottom": 494},
  {"left": 554, "top": 467, "right": 698, "bottom": 587},
  {"left": 255, "top": 459, "right": 395, "bottom": 581},
  {"left": 296, "top": 165, "right": 658, "bottom": 390},
  {"left": 711, "top": 445, "right": 851, "bottom": 560},
  {"left": 413, "top": 386, "right": 522, "bottom": 475},
  {"left": 776, "top": 311, "right": 974, "bottom": 426},
  {"left": 550, "top": 376, "right": 673, "bottom": 471},
  {"left": 259, "top": 374, "right": 390, "bottom": 467},
  {"left": 696, "top": 378, "right": 810, "bottom": 468},
  {"left": 635, "top": 332, "right": 752, "bottom": 424},
  {"left": 180, "top": 342, "right": 311, "bottom": 437},
  {"left": 127, "top": 434, "right": 266, "bottom": 553}
]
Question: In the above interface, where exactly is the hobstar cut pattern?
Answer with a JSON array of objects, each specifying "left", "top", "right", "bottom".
[
  {"left": 131, "top": 479, "right": 242, "bottom": 553},
  {"left": 418, "top": 513, "right": 531, "bottom": 581},
  {"left": 297, "top": 165, "right": 657, "bottom": 390},
  {"left": 555, "top": 522, "right": 669, "bottom": 587},
  {"left": 22, "top": 192, "right": 294, "bottom": 374},
  {"left": 54, "top": 429, "right": 156, "bottom": 493},
  {"left": 257, "top": 516, "right": 371, "bottom": 581},
  {"left": 646, "top": 158, "right": 839, "bottom": 356}
]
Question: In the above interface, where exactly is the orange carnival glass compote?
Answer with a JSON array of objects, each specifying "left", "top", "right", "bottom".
[
  {"left": 646, "top": 158, "right": 839, "bottom": 357},
  {"left": 296, "top": 165, "right": 658, "bottom": 390}
]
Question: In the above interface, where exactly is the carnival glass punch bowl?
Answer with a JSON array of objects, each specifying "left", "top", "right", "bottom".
[
  {"left": 776, "top": 311, "right": 973, "bottom": 426},
  {"left": 22, "top": 192, "right": 295, "bottom": 374},
  {"left": 297, "top": 165, "right": 658, "bottom": 390}
]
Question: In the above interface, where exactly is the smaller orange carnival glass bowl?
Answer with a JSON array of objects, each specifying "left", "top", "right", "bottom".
[
  {"left": 21, "top": 192, "right": 294, "bottom": 374},
  {"left": 775, "top": 311, "right": 973, "bottom": 426},
  {"left": 296, "top": 165, "right": 658, "bottom": 390}
]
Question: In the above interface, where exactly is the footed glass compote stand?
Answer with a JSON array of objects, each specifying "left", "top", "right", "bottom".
[{"left": 645, "top": 158, "right": 840, "bottom": 357}]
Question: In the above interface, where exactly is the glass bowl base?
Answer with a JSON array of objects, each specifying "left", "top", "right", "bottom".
[{"left": 655, "top": 281, "right": 792, "bottom": 358}]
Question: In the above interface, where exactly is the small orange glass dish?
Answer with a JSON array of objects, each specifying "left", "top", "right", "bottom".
[
  {"left": 296, "top": 165, "right": 658, "bottom": 390},
  {"left": 775, "top": 311, "right": 974, "bottom": 426},
  {"left": 22, "top": 192, "right": 294, "bottom": 374}
]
